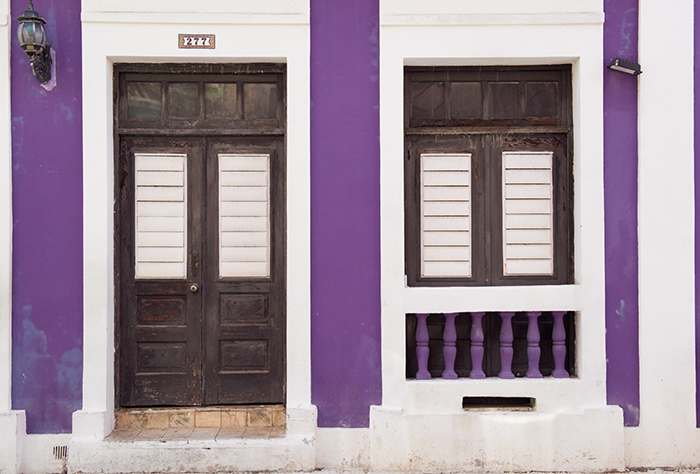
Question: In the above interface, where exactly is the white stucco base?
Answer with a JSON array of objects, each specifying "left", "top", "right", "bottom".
[
  {"left": 68, "top": 406, "right": 317, "bottom": 474},
  {"left": 72, "top": 410, "right": 112, "bottom": 439},
  {"left": 625, "top": 427, "right": 700, "bottom": 469},
  {"left": 369, "top": 405, "right": 624, "bottom": 472},
  {"left": 69, "top": 434, "right": 315, "bottom": 474},
  {"left": 0, "top": 411, "right": 25, "bottom": 474},
  {"left": 316, "top": 428, "right": 370, "bottom": 469},
  {"left": 21, "top": 434, "right": 72, "bottom": 474}
]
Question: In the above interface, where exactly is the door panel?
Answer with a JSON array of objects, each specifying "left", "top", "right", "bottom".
[
  {"left": 119, "top": 137, "right": 204, "bottom": 406},
  {"left": 204, "top": 137, "right": 285, "bottom": 405},
  {"left": 118, "top": 135, "right": 285, "bottom": 407}
]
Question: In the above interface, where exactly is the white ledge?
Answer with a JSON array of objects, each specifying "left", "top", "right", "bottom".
[
  {"left": 81, "top": 11, "right": 310, "bottom": 25},
  {"left": 394, "top": 284, "right": 580, "bottom": 313},
  {"left": 381, "top": 12, "right": 605, "bottom": 27}
]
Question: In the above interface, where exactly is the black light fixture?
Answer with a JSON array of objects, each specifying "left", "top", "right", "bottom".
[
  {"left": 17, "top": 0, "right": 52, "bottom": 84},
  {"left": 607, "top": 58, "right": 642, "bottom": 76}
]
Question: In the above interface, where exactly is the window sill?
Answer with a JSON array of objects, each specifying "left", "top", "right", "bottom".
[{"left": 397, "top": 283, "right": 580, "bottom": 314}]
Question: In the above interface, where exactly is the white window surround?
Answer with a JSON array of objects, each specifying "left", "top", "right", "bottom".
[
  {"left": 379, "top": 2, "right": 607, "bottom": 414},
  {"left": 75, "top": 2, "right": 313, "bottom": 440}
]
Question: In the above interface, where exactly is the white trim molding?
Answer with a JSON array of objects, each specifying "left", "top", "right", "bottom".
[
  {"left": 73, "top": 2, "right": 315, "bottom": 471},
  {"left": 0, "top": 0, "right": 13, "bottom": 415},
  {"left": 0, "top": 1, "right": 27, "bottom": 473},
  {"left": 381, "top": 12, "right": 604, "bottom": 26}
]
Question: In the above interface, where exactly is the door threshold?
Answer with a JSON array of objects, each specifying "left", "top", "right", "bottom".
[{"left": 114, "top": 405, "right": 286, "bottom": 431}]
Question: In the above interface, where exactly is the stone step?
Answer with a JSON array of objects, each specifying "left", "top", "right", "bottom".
[{"left": 114, "top": 405, "right": 285, "bottom": 430}]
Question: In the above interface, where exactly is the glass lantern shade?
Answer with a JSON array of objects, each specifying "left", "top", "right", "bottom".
[
  {"left": 16, "top": 1, "right": 52, "bottom": 84},
  {"left": 17, "top": 2, "right": 48, "bottom": 57}
]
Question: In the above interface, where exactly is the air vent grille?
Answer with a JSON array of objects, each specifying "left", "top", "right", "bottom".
[{"left": 53, "top": 445, "right": 68, "bottom": 460}]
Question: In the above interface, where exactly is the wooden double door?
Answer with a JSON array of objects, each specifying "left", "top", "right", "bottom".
[{"left": 117, "top": 135, "right": 285, "bottom": 406}]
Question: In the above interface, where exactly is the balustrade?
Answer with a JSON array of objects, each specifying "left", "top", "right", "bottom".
[{"left": 407, "top": 311, "right": 575, "bottom": 379}]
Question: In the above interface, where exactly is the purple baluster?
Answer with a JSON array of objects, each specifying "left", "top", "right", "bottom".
[
  {"left": 499, "top": 311, "right": 515, "bottom": 379},
  {"left": 416, "top": 313, "right": 431, "bottom": 380},
  {"left": 526, "top": 311, "right": 542, "bottom": 378},
  {"left": 551, "top": 311, "right": 569, "bottom": 378},
  {"left": 470, "top": 312, "right": 486, "bottom": 379},
  {"left": 442, "top": 312, "right": 458, "bottom": 379}
]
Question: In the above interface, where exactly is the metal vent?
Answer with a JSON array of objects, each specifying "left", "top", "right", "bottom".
[
  {"left": 53, "top": 445, "right": 68, "bottom": 460},
  {"left": 462, "top": 396, "right": 535, "bottom": 410}
]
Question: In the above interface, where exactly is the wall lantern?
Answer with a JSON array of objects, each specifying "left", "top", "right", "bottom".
[
  {"left": 17, "top": 0, "right": 52, "bottom": 84},
  {"left": 607, "top": 58, "right": 642, "bottom": 76}
]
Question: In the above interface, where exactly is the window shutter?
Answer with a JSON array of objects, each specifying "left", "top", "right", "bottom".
[
  {"left": 219, "top": 154, "right": 270, "bottom": 278},
  {"left": 135, "top": 153, "right": 187, "bottom": 279},
  {"left": 420, "top": 153, "right": 472, "bottom": 278},
  {"left": 502, "top": 151, "right": 554, "bottom": 276}
]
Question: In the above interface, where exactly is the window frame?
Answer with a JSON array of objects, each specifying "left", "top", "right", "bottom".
[{"left": 404, "top": 65, "right": 573, "bottom": 287}]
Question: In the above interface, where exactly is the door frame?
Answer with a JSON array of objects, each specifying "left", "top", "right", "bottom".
[
  {"left": 116, "top": 134, "right": 287, "bottom": 408},
  {"left": 112, "top": 64, "right": 289, "bottom": 410},
  {"left": 77, "top": 9, "right": 313, "bottom": 442}
]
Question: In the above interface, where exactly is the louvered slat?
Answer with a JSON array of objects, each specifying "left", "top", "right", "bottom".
[
  {"left": 219, "top": 154, "right": 270, "bottom": 278},
  {"left": 420, "top": 153, "right": 472, "bottom": 278},
  {"left": 502, "top": 151, "right": 554, "bottom": 276},
  {"left": 135, "top": 153, "right": 187, "bottom": 279}
]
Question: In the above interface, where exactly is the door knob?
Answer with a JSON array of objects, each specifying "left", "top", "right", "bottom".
[{"left": 189, "top": 283, "right": 199, "bottom": 293}]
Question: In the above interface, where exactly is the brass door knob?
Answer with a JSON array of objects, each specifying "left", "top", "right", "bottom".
[{"left": 189, "top": 283, "right": 199, "bottom": 293}]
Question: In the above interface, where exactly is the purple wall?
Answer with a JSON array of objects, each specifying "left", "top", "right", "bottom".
[
  {"left": 695, "top": 0, "right": 700, "bottom": 429},
  {"left": 11, "top": 0, "right": 83, "bottom": 434},
  {"left": 310, "top": 0, "right": 382, "bottom": 427},
  {"left": 603, "top": 0, "right": 640, "bottom": 427}
]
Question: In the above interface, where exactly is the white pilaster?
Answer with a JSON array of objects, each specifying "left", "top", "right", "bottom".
[
  {"left": 628, "top": 0, "right": 700, "bottom": 466},
  {"left": 0, "top": 2, "right": 26, "bottom": 474},
  {"left": 0, "top": 411, "right": 26, "bottom": 474},
  {"left": 0, "top": 0, "right": 12, "bottom": 416}
]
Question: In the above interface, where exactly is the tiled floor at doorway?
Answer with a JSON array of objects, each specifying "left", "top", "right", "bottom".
[{"left": 108, "top": 405, "right": 286, "bottom": 442}]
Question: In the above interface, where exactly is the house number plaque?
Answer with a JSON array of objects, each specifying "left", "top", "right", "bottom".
[{"left": 179, "top": 34, "right": 215, "bottom": 49}]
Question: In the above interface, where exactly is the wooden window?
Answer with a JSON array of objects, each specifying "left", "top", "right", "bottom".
[
  {"left": 420, "top": 153, "right": 472, "bottom": 278},
  {"left": 219, "top": 153, "right": 271, "bottom": 278},
  {"left": 405, "top": 66, "right": 573, "bottom": 286},
  {"left": 502, "top": 151, "right": 554, "bottom": 276},
  {"left": 134, "top": 153, "right": 187, "bottom": 279},
  {"left": 118, "top": 64, "right": 285, "bottom": 133}
]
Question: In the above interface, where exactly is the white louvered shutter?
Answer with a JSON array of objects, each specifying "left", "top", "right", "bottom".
[
  {"left": 502, "top": 151, "right": 554, "bottom": 276},
  {"left": 135, "top": 153, "right": 187, "bottom": 279},
  {"left": 219, "top": 154, "right": 270, "bottom": 278},
  {"left": 420, "top": 153, "right": 472, "bottom": 278}
]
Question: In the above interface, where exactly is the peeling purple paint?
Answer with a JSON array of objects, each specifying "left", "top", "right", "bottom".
[
  {"left": 11, "top": 0, "right": 83, "bottom": 434},
  {"left": 310, "top": 0, "right": 382, "bottom": 427},
  {"left": 604, "top": 0, "right": 640, "bottom": 427}
]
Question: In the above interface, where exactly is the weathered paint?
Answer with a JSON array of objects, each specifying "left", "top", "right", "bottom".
[
  {"left": 310, "top": 0, "right": 382, "bottom": 427},
  {"left": 695, "top": 0, "right": 700, "bottom": 429},
  {"left": 10, "top": 0, "right": 83, "bottom": 433},
  {"left": 603, "top": 0, "right": 640, "bottom": 427}
]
